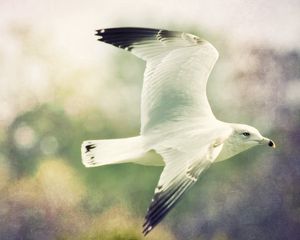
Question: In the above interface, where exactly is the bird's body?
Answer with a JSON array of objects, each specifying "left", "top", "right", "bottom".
[{"left": 81, "top": 27, "right": 275, "bottom": 235}]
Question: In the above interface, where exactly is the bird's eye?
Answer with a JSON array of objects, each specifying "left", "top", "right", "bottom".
[{"left": 242, "top": 132, "right": 250, "bottom": 137}]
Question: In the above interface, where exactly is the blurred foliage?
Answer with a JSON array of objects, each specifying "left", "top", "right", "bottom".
[{"left": 0, "top": 23, "right": 300, "bottom": 240}]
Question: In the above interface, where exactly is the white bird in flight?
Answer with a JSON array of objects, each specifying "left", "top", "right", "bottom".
[{"left": 81, "top": 27, "right": 275, "bottom": 235}]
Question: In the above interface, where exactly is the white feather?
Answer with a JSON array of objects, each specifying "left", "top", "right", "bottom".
[{"left": 81, "top": 136, "right": 146, "bottom": 167}]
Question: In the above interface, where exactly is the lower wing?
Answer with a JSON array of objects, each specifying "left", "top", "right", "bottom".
[{"left": 143, "top": 141, "right": 224, "bottom": 235}]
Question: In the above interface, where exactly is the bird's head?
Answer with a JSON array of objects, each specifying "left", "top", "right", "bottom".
[{"left": 230, "top": 123, "right": 275, "bottom": 150}]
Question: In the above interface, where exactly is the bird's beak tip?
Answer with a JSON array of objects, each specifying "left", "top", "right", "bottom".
[
  {"left": 270, "top": 141, "right": 276, "bottom": 148},
  {"left": 260, "top": 138, "right": 276, "bottom": 148},
  {"left": 267, "top": 139, "right": 276, "bottom": 148}
]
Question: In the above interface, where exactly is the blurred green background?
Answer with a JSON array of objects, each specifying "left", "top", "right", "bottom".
[{"left": 0, "top": 1, "right": 300, "bottom": 239}]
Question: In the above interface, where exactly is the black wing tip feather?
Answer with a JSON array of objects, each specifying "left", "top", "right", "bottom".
[
  {"left": 94, "top": 27, "right": 180, "bottom": 51},
  {"left": 142, "top": 176, "right": 194, "bottom": 236},
  {"left": 142, "top": 189, "right": 171, "bottom": 235},
  {"left": 95, "top": 27, "right": 157, "bottom": 51}
]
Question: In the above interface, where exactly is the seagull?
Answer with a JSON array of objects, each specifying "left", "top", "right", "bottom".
[{"left": 81, "top": 27, "right": 275, "bottom": 235}]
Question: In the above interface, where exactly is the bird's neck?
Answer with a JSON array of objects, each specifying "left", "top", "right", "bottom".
[{"left": 215, "top": 125, "right": 252, "bottom": 162}]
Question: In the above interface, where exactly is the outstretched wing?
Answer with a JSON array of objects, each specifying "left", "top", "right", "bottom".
[
  {"left": 143, "top": 142, "right": 224, "bottom": 235},
  {"left": 95, "top": 27, "right": 219, "bottom": 134}
]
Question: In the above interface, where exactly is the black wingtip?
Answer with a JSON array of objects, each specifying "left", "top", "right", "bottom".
[
  {"left": 93, "top": 27, "right": 181, "bottom": 52},
  {"left": 94, "top": 27, "right": 158, "bottom": 49},
  {"left": 142, "top": 224, "right": 153, "bottom": 236},
  {"left": 95, "top": 29, "right": 104, "bottom": 41}
]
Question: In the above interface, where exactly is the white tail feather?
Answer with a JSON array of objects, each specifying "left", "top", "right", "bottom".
[{"left": 81, "top": 136, "right": 146, "bottom": 167}]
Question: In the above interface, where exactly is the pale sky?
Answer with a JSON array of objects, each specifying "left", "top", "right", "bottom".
[
  {"left": 0, "top": 0, "right": 299, "bottom": 125},
  {"left": 1, "top": 0, "right": 299, "bottom": 56}
]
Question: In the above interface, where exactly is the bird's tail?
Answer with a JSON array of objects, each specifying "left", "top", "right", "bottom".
[{"left": 81, "top": 136, "right": 146, "bottom": 167}]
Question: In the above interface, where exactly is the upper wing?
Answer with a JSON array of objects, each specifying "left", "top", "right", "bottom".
[
  {"left": 143, "top": 141, "right": 224, "bottom": 236},
  {"left": 95, "top": 27, "right": 219, "bottom": 133}
]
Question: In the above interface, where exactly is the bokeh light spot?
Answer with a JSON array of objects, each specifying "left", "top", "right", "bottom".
[{"left": 13, "top": 123, "right": 36, "bottom": 149}]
